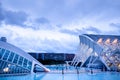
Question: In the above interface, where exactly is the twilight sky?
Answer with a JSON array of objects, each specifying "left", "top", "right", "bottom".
[{"left": 0, "top": 0, "right": 120, "bottom": 53}]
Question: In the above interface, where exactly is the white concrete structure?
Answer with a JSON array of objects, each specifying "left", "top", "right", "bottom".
[
  {"left": 72, "top": 34, "right": 120, "bottom": 71},
  {"left": 0, "top": 37, "right": 50, "bottom": 75}
]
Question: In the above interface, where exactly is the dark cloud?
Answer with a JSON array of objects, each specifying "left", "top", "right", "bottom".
[
  {"left": 110, "top": 23, "right": 120, "bottom": 28},
  {"left": 84, "top": 26, "right": 101, "bottom": 33},
  {"left": 75, "top": 27, "right": 101, "bottom": 34},
  {"left": 109, "top": 23, "right": 120, "bottom": 33},
  {"left": 41, "top": 0, "right": 120, "bottom": 23},
  {"left": 1, "top": 0, "right": 120, "bottom": 53},
  {"left": 2, "top": 0, "right": 120, "bottom": 24},
  {"left": 60, "top": 26, "right": 101, "bottom": 36},
  {"left": 0, "top": 2, "right": 28, "bottom": 26},
  {"left": 60, "top": 29, "right": 79, "bottom": 36},
  {"left": 4, "top": 11, "right": 28, "bottom": 26},
  {"left": 35, "top": 17, "right": 50, "bottom": 24},
  {"left": 56, "top": 24, "right": 62, "bottom": 28},
  {"left": 29, "top": 17, "right": 53, "bottom": 30},
  {"left": 75, "top": 0, "right": 120, "bottom": 19},
  {"left": 76, "top": 29, "right": 86, "bottom": 34},
  {"left": 0, "top": 3, "right": 5, "bottom": 22}
]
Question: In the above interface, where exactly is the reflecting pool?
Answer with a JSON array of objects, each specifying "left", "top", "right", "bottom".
[{"left": 0, "top": 72, "right": 120, "bottom": 80}]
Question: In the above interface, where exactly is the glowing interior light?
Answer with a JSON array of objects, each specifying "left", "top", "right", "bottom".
[
  {"left": 8, "top": 64, "right": 11, "bottom": 67},
  {"left": 105, "top": 53, "right": 109, "bottom": 56},
  {"left": 3, "top": 67, "right": 9, "bottom": 72},
  {"left": 105, "top": 38, "right": 110, "bottom": 44},
  {"left": 110, "top": 56, "right": 113, "bottom": 59},
  {"left": 118, "top": 64, "right": 120, "bottom": 68},
  {"left": 97, "top": 38, "right": 102, "bottom": 43},
  {"left": 112, "top": 39, "right": 118, "bottom": 44},
  {"left": 95, "top": 52, "right": 98, "bottom": 56}
]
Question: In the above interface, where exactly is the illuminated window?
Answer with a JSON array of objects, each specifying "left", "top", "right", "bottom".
[
  {"left": 105, "top": 38, "right": 110, "bottom": 44},
  {"left": 97, "top": 38, "right": 102, "bottom": 43},
  {"left": 112, "top": 39, "right": 118, "bottom": 44}
]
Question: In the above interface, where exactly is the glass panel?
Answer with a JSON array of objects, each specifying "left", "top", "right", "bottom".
[
  {"left": 8, "top": 52, "right": 15, "bottom": 62},
  {"left": 0, "top": 60, "right": 2, "bottom": 68},
  {"left": 13, "top": 54, "right": 19, "bottom": 64},
  {"left": 1, "top": 61, "right": 6, "bottom": 69},
  {"left": 0, "top": 61, "right": 4, "bottom": 68},
  {"left": 28, "top": 61, "right": 32, "bottom": 70},
  {"left": 3, "top": 50, "right": 10, "bottom": 60},
  {"left": 18, "top": 56, "right": 23, "bottom": 65},
  {"left": 0, "top": 48, "right": 5, "bottom": 59},
  {"left": 23, "top": 58, "right": 28, "bottom": 68}
]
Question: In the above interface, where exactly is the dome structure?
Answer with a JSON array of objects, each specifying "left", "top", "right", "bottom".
[{"left": 0, "top": 37, "right": 50, "bottom": 75}]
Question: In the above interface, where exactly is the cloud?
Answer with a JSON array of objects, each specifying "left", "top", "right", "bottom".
[
  {"left": 0, "top": 3, "right": 5, "bottom": 22},
  {"left": 35, "top": 17, "right": 50, "bottom": 24},
  {"left": 110, "top": 23, "right": 120, "bottom": 29},
  {"left": 56, "top": 24, "right": 63, "bottom": 28},
  {"left": 0, "top": 24, "right": 79, "bottom": 53},
  {"left": 60, "top": 26, "right": 101, "bottom": 36},
  {"left": 4, "top": 11, "right": 28, "bottom": 26},
  {"left": 2, "top": 0, "right": 120, "bottom": 23},
  {"left": 109, "top": 23, "right": 120, "bottom": 34},
  {"left": 2, "top": 0, "right": 120, "bottom": 27},
  {"left": 39, "top": 38, "right": 78, "bottom": 53},
  {"left": 24, "top": 17, "right": 54, "bottom": 30},
  {"left": 60, "top": 29, "right": 79, "bottom": 36},
  {"left": 1, "top": 0, "right": 120, "bottom": 53},
  {"left": 0, "top": 2, "right": 28, "bottom": 26},
  {"left": 83, "top": 26, "right": 101, "bottom": 34}
]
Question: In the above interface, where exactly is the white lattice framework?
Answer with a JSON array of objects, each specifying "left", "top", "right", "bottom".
[{"left": 71, "top": 34, "right": 120, "bottom": 71}]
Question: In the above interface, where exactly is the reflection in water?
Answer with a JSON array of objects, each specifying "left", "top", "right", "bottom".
[
  {"left": 77, "top": 74, "right": 80, "bottom": 80},
  {"left": 34, "top": 73, "right": 46, "bottom": 80},
  {"left": 0, "top": 72, "right": 120, "bottom": 80},
  {"left": 62, "top": 74, "right": 64, "bottom": 80},
  {"left": 0, "top": 74, "right": 34, "bottom": 80}
]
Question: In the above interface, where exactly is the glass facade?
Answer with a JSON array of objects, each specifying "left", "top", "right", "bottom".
[
  {"left": 0, "top": 48, "right": 32, "bottom": 74},
  {"left": 0, "top": 48, "right": 5, "bottom": 59},
  {"left": 3, "top": 50, "right": 10, "bottom": 60}
]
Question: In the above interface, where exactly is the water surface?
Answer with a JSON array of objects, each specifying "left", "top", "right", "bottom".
[{"left": 0, "top": 72, "right": 120, "bottom": 80}]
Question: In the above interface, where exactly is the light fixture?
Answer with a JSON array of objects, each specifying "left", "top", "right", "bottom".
[
  {"left": 118, "top": 64, "right": 120, "bottom": 68},
  {"left": 112, "top": 39, "right": 118, "bottom": 44},
  {"left": 97, "top": 38, "right": 102, "bottom": 43},
  {"left": 3, "top": 67, "right": 9, "bottom": 72},
  {"left": 95, "top": 52, "right": 98, "bottom": 56},
  {"left": 8, "top": 64, "right": 11, "bottom": 67},
  {"left": 105, "top": 38, "right": 110, "bottom": 44}
]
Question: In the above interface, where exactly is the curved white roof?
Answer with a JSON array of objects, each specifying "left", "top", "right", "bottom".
[{"left": 0, "top": 40, "right": 50, "bottom": 72}]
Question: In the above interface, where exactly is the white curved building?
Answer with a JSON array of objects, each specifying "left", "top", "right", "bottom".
[
  {"left": 0, "top": 37, "right": 50, "bottom": 75},
  {"left": 72, "top": 34, "right": 120, "bottom": 71}
]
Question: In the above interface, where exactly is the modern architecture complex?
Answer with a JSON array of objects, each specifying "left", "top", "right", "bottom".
[
  {"left": 0, "top": 37, "right": 50, "bottom": 75},
  {"left": 72, "top": 34, "right": 120, "bottom": 71}
]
